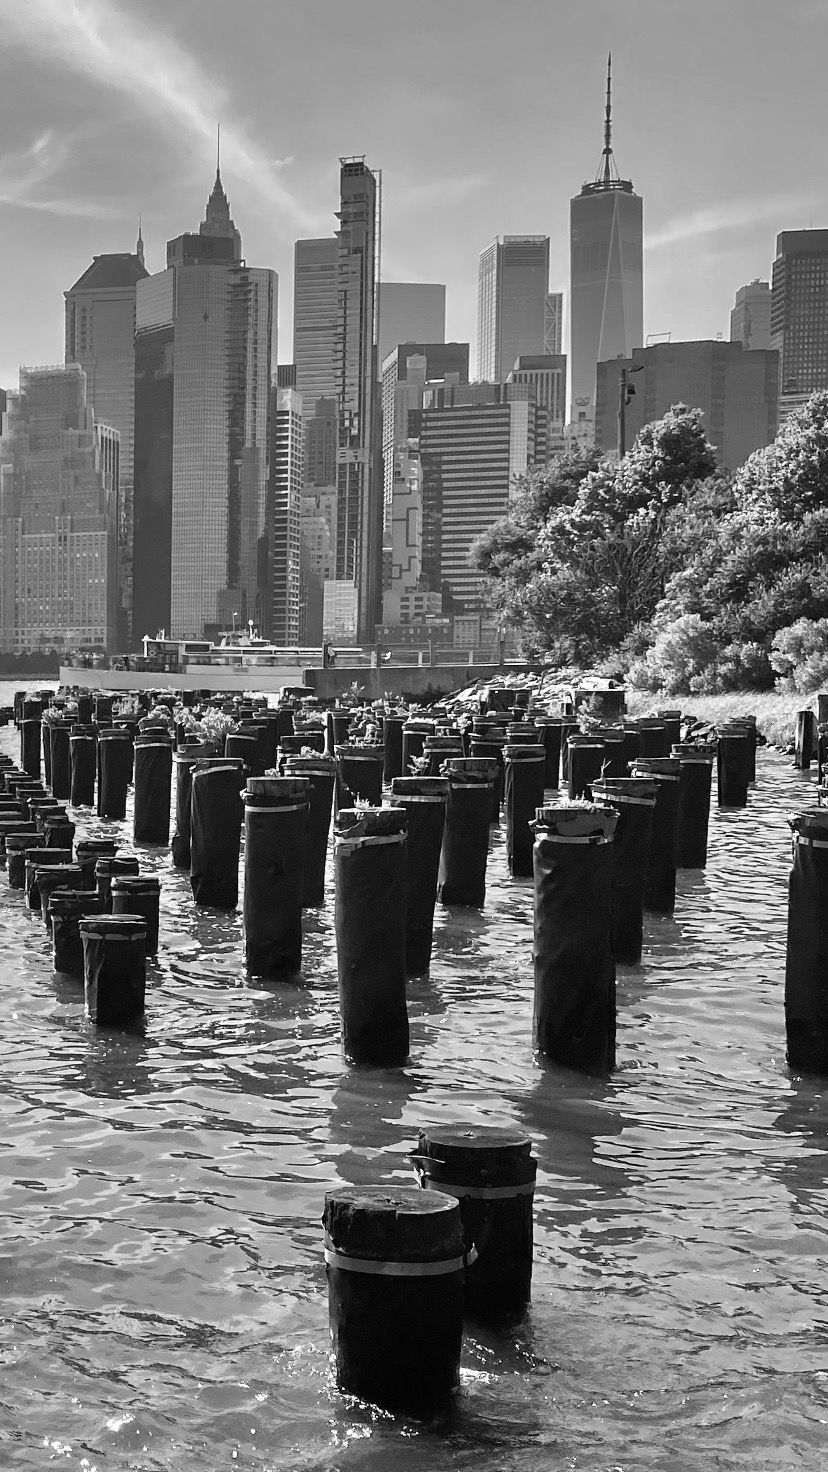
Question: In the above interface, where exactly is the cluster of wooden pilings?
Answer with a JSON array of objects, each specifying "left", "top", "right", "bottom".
[{"left": 3, "top": 682, "right": 828, "bottom": 1415}]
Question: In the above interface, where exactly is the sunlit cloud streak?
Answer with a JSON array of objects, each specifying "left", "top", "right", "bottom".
[
  {"left": 0, "top": 128, "right": 122, "bottom": 218},
  {"left": 647, "top": 193, "right": 816, "bottom": 252},
  {"left": 0, "top": 0, "right": 322, "bottom": 232}
]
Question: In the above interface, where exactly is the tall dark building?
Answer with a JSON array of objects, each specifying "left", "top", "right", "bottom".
[
  {"left": 569, "top": 56, "right": 643, "bottom": 440},
  {"left": 594, "top": 340, "right": 778, "bottom": 468},
  {"left": 65, "top": 241, "right": 148, "bottom": 646},
  {"left": 771, "top": 229, "right": 828, "bottom": 418},
  {"left": 133, "top": 166, "right": 276, "bottom": 642},
  {"left": 335, "top": 157, "right": 380, "bottom": 642}
]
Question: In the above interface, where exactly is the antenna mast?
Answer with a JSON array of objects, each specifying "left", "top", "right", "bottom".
[{"left": 602, "top": 53, "right": 613, "bottom": 186}]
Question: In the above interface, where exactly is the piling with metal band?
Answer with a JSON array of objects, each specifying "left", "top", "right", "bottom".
[
  {"left": 437, "top": 759, "right": 497, "bottom": 908},
  {"left": 41, "top": 721, "right": 52, "bottom": 788},
  {"left": 413, "top": 1125, "right": 537, "bottom": 1319},
  {"left": 0, "top": 818, "right": 37, "bottom": 859},
  {"left": 401, "top": 719, "right": 434, "bottom": 777},
  {"left": 382, "top": 713, "right": 405, "bottom": 783},
  {"left": 26, "top": 847, "right": 73, "bottom": 910},
  {"left": 49, "top": 889, "right": 104, "bottom": 976},
  {"left": 592, "top": 776, "right": 658, "bottom": 964},
  {"left": 189, "top": 761, "right": 245, "bottom": 909},
  {"left": 468, "top": 730, "right": 506, "bottom": 820},
  {"left": 716, "top": 723, "right": 752, "bottom": 808},
  {"left": 505, "top": 723, "right": 540, "bottom": 746},
  {"left": 80, "top": 914, "right": 147, "bottom": 1026},
  {"left": 785, "top": 809, "right": 828, "bottom": 1074},
  {"left": 133, "top": 733, "right": 174, "bottom": 845},
  {"left": 656, "top": 709, "right": 683, "bottom": 748},
  {"left": 819, "top": 723, "right": 828, "bottom": 785},
  {"left": 69, "top": 725, "right": 97, "bottom": 807},
  {"left": 534, "top": 718, "right": 563, "bottom": 790},
  {"left": 224, "top": 731, "right": 258, "bottom": 773},
  {"left": 95, "top": 728, "right": 133, "bottom": 820},
  {"left": 242, "top": 776, "right": 309, "bottom": 978},
  {"left": 75, "top": 838, "right": 118, "bottom": 890},
  {"left": 170, "top": 745, "right": 220, "bottom": 868},
  {"left": 532, "top": 804, "right": 618, "bottom": 1073},
  {"left": 557, "top": 716, "right": 580, "bottom": 785},
  {"left": 334, "top": 807, "right": 408, "bottom": 1065},
  {"left": 238, "top": 720, "right": 271, "bottom": 775},
  {"left": 629, "top": 757, "right": 682, "bottom": 914},
  {"left": 322, "top": 1185, "right": 465, "bottom": 1414},
  {"left": 620, "top": 724, "right": 642, "bottom": 772},
  {"left": 27, "top": 797, "right": 61, "bottom": 829},
  {"left": 111, "top": 875, "right": 162, "bottom": 955},
  {"left": 594, "top": 727, "right": 627, "bottom": 778},
  {"left": 282, "top": 755, "right": 336, "bottom": 907},
  {"left": 20, "top": 713, "right": 41, "bottom": 779},
  {"left": 93, "top": 696, "right": 113, "bottom": 726},
  {"left": 632, "top": 718, "right": 669, "bottom": 760},
  {"left": 95, "top": 855, "right": 140, "bottom": 911},
  {"left": 12, "top": 779, "right": 45, "bottom": 816},
  {"left": 795, "top": 709, "right": 816, "bottom": 771},
  {"left": 334, "top": 745, "right": 384, "bottom": 810},
  {"left": 325, "top": 708, "right": 351, "bottom": 756},
  {"left": 672, "top": 743, "right": 717, "bottom": 869},
  {"left": 566, "top": 734, "right": 605, "bottom": 801},
  {"left": 279, "top": 730, "right": 326, "bottom": 764},
  {"left": 389, "top": 776, "right": 448, "bottom": 976},
  {"left": 76, "top": 695, "right": 93, "bottom": 725},
  {"left": 38, "top": 863, "right": 84, "bottom": 926},
  {"left": 504, "top": 744, "right": 547, "bottom": 879},
  {"left": 422, "top": 735, "right": 464, "bottom": 776},
  {"left": 6, "top": 832, "right": 44, "bottom": 888}
]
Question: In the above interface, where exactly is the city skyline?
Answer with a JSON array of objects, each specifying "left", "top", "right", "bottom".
[{"left": 1, "top": 0, "right": 826, "bottom": 389}]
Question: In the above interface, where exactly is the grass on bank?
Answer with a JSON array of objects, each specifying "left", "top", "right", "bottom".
[{"left": 625, "top": 689, "right": 822, "bottom": 750}]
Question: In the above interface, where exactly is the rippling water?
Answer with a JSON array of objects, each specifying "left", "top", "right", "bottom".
[{"left": 2, "top": 682, "right": 827, "bottom": 1471}]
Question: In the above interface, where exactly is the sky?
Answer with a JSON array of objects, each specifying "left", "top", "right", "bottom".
[{"left": 0, "top": 0, "right": 827, "bottom": 390}]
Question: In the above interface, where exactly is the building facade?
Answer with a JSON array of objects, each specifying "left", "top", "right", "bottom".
[
  {"left": 507, "top": 354, "right": 567, "bottom": 450},
  {"left": 730, "top": 279, "right": 771, "bottom": 351},
  {"left": 594, "top": 340, "right": 778, "bottom": 468},
  {"left": 335, "top": 157, "right": 380, "bottom": 642},
  {"left": 771, "top": 230, "right": 828, "bottom": 417},
  {"left": 376, "top": 282, "right": 446, "bottom": 369},
  {"left": 64, "top": 242, "right": 148, "bottom": 646},
  {"left": 569, "top": 58, "right": 643, "bottom": 439},
  {"left": 477, "top": 236, "right": 551, "bottom": 383},
  {"left": 293, "top": 238, "right": 339, "bottom": 416},
  {"left": 132, "top": 169, "right": 276, "bottom": 642},
  {"left": 0, "top": 365, "right": 118, "bottom": 654},
  {"left": 381, "top": 341, "right": 470, "bottom": 533},
  {"left": 417, "top": 385, "right": 546, "bottom": 613},
  {"left": 268, "top": 385, "right": 303, "bottom": 644}
]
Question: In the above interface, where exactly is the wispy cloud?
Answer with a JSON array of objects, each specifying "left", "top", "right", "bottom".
[
  {"left": 0, "top": 128, "right": 123, "bottom": 218},
  {"left": 0, "top": 0, "right": 321, "bottom": 232},
  {"left": 389, "top": 172, "right": 487, "bottom": 215},
  {"left": 647, "top": 193, "right": 816, "bottom": 252}
]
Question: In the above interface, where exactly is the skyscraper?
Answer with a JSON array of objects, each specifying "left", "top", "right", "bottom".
[
  {"left": 730, "top": 280, "right": 771, "bottom": 351},
  {"left": 771, "top": 230, "right": 828, "bottom": 417},
  {"left": 268, "top": 385, "right": 303, "bottom": 645},
  {"left": 64, "top": 238, "right": 148, "bottom": 646},
  {"left": 133, "top": 165, "right": 276, "bottom": 641},
  {"left": 569, "top": 56, "right": 643, "bottom": 438},
  {"left": 0, "top": 365, "right": 118, "bottom": 654},
  {"left": 377, "top": 283, "right": 446, "bottom": 368},
  {"left": 335, "top": 156, "right": 380, "bottom": 642},
  {"left": 477, "top": 236, "right": 551, "bottom": 382},
  {"left": 293, "top": 238, "right": 339, "bottom": 416},
  {"left": 381, "top": 342, "right": 470, "bottom": 533}
]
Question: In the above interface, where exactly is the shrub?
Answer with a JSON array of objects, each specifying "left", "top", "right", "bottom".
[
  {"left": 770, "top": 618, "right": 828, "bottom": 693},
  {"left": 628, "top": 614, "right": 718, "bottom": 694}
]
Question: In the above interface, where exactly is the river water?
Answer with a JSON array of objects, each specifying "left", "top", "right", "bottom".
[{"left": 1, "top": 681, "right": 827, "bottom": 1471}]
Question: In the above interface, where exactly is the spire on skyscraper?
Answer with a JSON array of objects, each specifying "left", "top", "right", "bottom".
[
  {"left": 582, "top": 54, "right": 633, "bottom": 196},
  {"left": 136, "top": 215, "right": 145, "bottom": 268},
  {"left": 200, "top": 127, "right": 242, "bottom": 260}
]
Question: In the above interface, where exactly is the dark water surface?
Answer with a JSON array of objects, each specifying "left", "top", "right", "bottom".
[{"left": 2, "top": 684, "right": 828, "bottom": 1470}]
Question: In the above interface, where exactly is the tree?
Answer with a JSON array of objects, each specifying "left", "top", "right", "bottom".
[{"left": 472, "top": 405, "right": 718, "bottom": 662}]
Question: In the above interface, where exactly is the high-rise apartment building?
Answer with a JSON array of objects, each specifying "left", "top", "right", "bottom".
[
  {"left": 268, "top": 385, "right": 303, "bottom": 644},
  {"left": 477, "top": 236, "right": 551, "bottom": 382},
  {"left": 594, "top": 340, "right": 778, "bottom": 468},
  {"left": 730, "top": 279, "right": 771, "bottom": 351},
  {"left": 418, "top": 385, "right": 546, "bottom": 612},
  {"left": 0, "top": 365, "right": 118, "bottom": 654},
  {"left": 507, "top": 354, "right": 567, "bottom": 450},
  {"left": 293, "top": 238, "right": 339, "bottom": 416},
  {"left": 381, "top": 342, "right": 470, "bottom": 532},
  {"left": 335, "top": 156, "right": 380, "bottom": 642},
  {"left": 377, "top": 283, "right": 446, "bottom": 368},
  {"left": 133, "top": 167, "right": 276, "bottom": 642},
  {"left": 299, "top": 487, "right": 337, "bottom": 643},
  {"left": 570, "top": 57, "right": 643, "bottom": 438},
  {"left": 771, "top": 230, "right": 828, "bottom": 418},
  {"left": 64, "top": 239, "right": 148, "bottom": 646}
]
